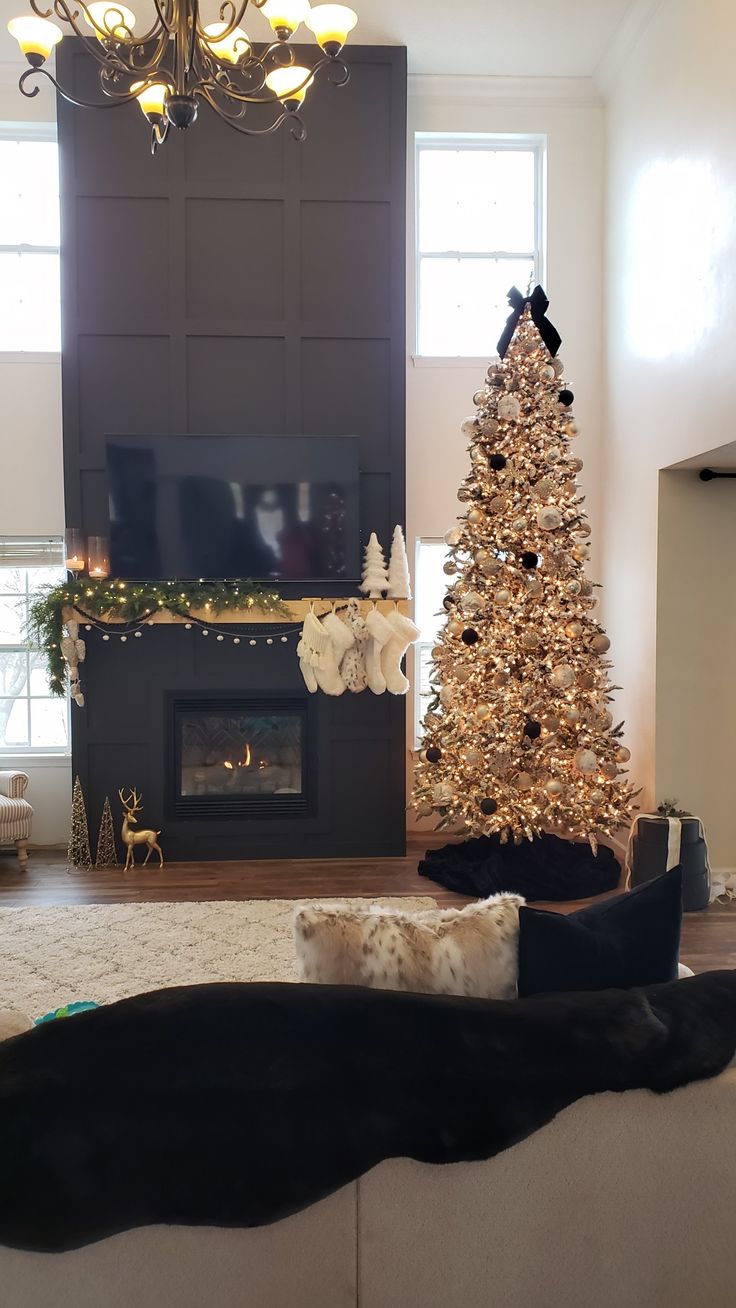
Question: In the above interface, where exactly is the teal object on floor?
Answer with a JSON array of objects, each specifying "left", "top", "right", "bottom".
[{"left": 35, "top": 1001, "right": 99, "bottom": 1025}]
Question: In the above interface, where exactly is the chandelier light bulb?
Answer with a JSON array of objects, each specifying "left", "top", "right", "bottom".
[
  {"left": 7, "top": 15, "right": 62, "bottom": 64},
  {"left": 305, "top": 4, "right": 357, "bottom": 54},
  {"left": 202, "top": 22, "right": 251, "bottom": 64},
  {"left": 265, "top": 64, "right": 314, "bottom": 107},
  {"left": 84, "top": 2, "right": 136, "bottom": 40},
  {"left": 261, "top": 0, "right": 311, "bottom": 39},
  {"left": 131, "top": 80, "right": 167, "bottom": 121}
]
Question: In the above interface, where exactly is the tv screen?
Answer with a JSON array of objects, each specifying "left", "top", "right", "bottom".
[{"left": 106, "top": 435, "right": 361, "bottom": 581}]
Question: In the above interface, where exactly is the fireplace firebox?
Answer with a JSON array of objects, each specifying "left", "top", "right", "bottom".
[{"left": 169, "top": 695, "right": 312, "bottom": 818}]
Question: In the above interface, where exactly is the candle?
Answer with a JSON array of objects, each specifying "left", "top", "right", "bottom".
[
  {"left": 87, "top": 535, "right": 110, "bottom": 579},
  {"left": 65, "top": 528, "right": 86, "bottom": 574}
]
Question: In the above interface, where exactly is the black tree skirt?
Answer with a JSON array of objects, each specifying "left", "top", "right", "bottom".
[
  {"left": 1, "top": 972, "right": 736, "bottom": 1252},
  {"left": 419, "top": 832, "right": 620, "bottom": 900}
]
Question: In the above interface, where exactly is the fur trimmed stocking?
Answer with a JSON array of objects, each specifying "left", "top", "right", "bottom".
[
  {"left": 380, "top": 609, "right": 420, "bottom": 696},
  {"left": 296, "top": 610, "right": 330, "bottom": 693},
  {"left": 314, "top": 611, "right": 355, "bottom": 697},
  {"left": 364, "top": 607, "right": 393, "bottom": 695}
]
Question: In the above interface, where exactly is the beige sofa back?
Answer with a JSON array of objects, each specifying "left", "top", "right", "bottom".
[{"left": 3, "top": 1068, "right": 735, "bottom": 1307}]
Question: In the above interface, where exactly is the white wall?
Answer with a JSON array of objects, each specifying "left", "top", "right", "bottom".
[
  {"left": 656, "top": 471, "right": 736, "bottom": 874},
  {"left": 602, "top": 0, "right": 736, "bottom": 812},
  {"left": 1, "top": 65, "right": 69, "bottom": 844},
  {"left": 406, "top": 75, "right": 605, "bottom": 826}
]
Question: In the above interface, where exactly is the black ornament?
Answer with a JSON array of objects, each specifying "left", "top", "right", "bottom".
[
  {"left": 521, "top": 551, "right": 539, "bottom": 569},
  {"left": 559, "top": 388, "right": 575, "bottom": 406},
  {"left": 524, "top": 720, "right": 542, "bottom": 740},
  {"left": 489, "top": 453, "right": 507, "bottom": 471},
  {"left": 425, "top": 746, "right": 442, "bottom": 763},
  {"left": 479, "top": 797, "right": 498, "bottom": 816},
  {"left": 461, "top": 628, "right": 479, "bottom": 646},
  {"left": 443, "top": 595, "right": 455, "bottom": 611}
]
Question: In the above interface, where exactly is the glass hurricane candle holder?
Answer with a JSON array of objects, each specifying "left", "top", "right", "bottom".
[
  {"left": 65, "top": 528, "right": 86, "bottom": 575},
  {"left": 86, "top": 536, "right": 110, "bottom": 578},
  {"left": 87, "top": 536, "right": 110, "bottom": 579}
]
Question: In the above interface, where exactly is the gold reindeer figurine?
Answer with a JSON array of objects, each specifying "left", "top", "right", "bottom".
[{"left": 118, "top": 788, "right": 164, "bottom": 870}]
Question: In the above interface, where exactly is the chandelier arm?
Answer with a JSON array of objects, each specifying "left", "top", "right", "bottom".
[
  {"left": 198, "top": 83, "right": 301, "bottom": 137},
  {"left": 186, "top": 0, "right": 199, "bottom": 75},
  {"left": 193, "top": 0, "right": 251, "bottom": 40},
  {"left": 199, "top": 50, "right": 338, "bottom": 106},
  {"left": 151, "top": 0, "right": 178, "bottom": 35},
  {"left": 46, "top": 0, "right": 172, "bottom": 50},
  {"left": 19, "top": 62, "right": 144, "bottom": 109}
]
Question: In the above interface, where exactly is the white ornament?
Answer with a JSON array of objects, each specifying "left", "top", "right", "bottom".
[
  {"left": 444, "top": 527, "right": 461, "bottom": 547},
  {"left": 460, "top": 590, "right": 484, "bottom": 615},
  {"left": 550, "top": 663, "right": 575, "bottom": 690},
  {"left": 497, "top": 394, "right": 521, "bottom": 421},
  {"left": 432, "top": 782, "right": 454, "bottom": 808},
  {"left": 537, "top": 506, "right": 562, "bottom": 532},
  {"left": 387, "top": 524, "right": 412, "bottom": 600},
  {"left": 574, "top": 748, "right": 598, "bottom": 775},
  {"left": 461, "top": 417, "right": 478, "bottom": 437}
]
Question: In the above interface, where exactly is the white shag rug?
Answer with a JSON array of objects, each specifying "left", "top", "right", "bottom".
[{"left": 0, "top": 897, "right": 435, "bottom": 1018}]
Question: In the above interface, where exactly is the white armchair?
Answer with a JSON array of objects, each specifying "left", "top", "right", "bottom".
[{"left": 0, "top": 771, "right": 32, "bottom": 868}]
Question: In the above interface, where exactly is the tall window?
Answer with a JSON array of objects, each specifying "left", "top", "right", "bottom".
[
  {"left": 415, "top": 135, "right": 544, "bottom": 358},
  {"left": 414, "top": 538, "right": 450, "bottom": 745},
  {"left": 0, "top": 539, "right": 69, "bottom": 753},
  {"left": 0, "top": 128, "right": 61, "bottom": 352}
]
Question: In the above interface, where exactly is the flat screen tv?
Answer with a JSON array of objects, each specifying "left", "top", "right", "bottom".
[{"left": 106, "top": 435, "right": 361, "bottom": 581}]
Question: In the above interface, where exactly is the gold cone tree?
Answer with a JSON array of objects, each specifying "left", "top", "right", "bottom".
[{"left": 413, "top": 290, "right": 637, "bottom": 848}]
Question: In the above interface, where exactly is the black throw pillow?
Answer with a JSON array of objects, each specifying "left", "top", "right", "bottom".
[{"left": 517, "top": 867, "right": 683, "bottom": 997}]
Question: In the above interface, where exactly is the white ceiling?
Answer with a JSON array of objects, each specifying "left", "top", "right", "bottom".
[{"left": 0, "top": 0, "right": 637, "bottom": 79}]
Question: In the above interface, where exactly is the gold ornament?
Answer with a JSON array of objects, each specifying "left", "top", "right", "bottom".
[
  {"left": 479, "top": 557, "right": 501, "bottom": 577},
  {"left": 492, "top": 669, "right": 509, "bottom": 687},
  {"left": 474, "top": 548, "right": 490, "bottom": 565},
  {"left": 578, "top": 670, "right": 596, "bottom": 689},
  {"left": 432, "top": 782, "right": 454, "bottom": 807},
  {"left": 572, "top": 543, "right": 590, "bottom": 561},
  {"left": 599, "top": 762, "right": 618, "bottom": 781},
  {"left": 532, "top": 477, "right": 554, "bottom": 500},
  {"left": 550, "top": 663, "right": 575, "bottom": 689},
  {"left": 448, "top": 619, "right": 464, "bottom": 637},
  {"left": 461, "top": 417, "right": 478, "bottom": 437},
  {"left": 443, "top": 561, "right": 457, "bottom": 575},
  {"left": 590, "top": 633, "right": 611, "bottom": 654},
  {"left": 512, "top": 515, "right": 528, "bottom": 533},
  {"left": 118, "top": 788, "right": 164, "bottom": 870},
  {"left": 439, "top": 685, "right": 456, "bottom": 708},
  {"left": 516, "top": 771, "right": 534, "bottom": 789},
  {"left": 567, "top": 579, "right": 582, "bottom": 596},
  {"left": 416, "top": 800, "right": 433, "bottom": 818},
  {"left": 475, "top": 702, "right": 492, "bottom": 721},
  {"left": 460, "top": 590, "right": 484, "bottom": 614},
  {"left": 589, "top": 789, "right": 605, "bottom": 805},
  {"left": 455, "top": 665, "right": 472, "bottom": 683},
  {"left": 462, "top": 746, "right": 483, "bottom": 766},
  {"left": 574, "top": 748, "right": 598, "bottom": 774},
  {"left": 545, "top": 778, "right": 564, "bottom": 797},
  {"left": 468, "top": 507, "right": 485, "bottom": 526},
  {"left": 498, "top": 394, "right": 521, "bottom": 421},
  {"left": 522, "top": 631, "right": 541, "bottom": 650},
  {"left": 495, "top": 588, "right": 511, "bottom": 605},
  {"left": 563, "top": 706, "right": 581, "bottom": 724},
  {"left": 457, "top": 486, "right": 472, "bottom": 503},
  {"left": 565, "top": 621, "right": 584, "bottom": 639},
  {"left": 488, "top": 496, "right": 506, "bottom": 514},
  {"left": 564, "top": 420, "right": 580, "bottom": 438},
  {"left": 616, "top": 745, "right": 631, "bottom": 763},
  {"left": 542, "top": 714, "right": 560, "bottom": 733}
]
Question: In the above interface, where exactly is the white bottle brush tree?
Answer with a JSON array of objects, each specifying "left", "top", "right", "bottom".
[
  {"left": 413, "top": 287, "right": 638, "bottom": 847},
  {"left": 360, "top": 532, "right": 389, "bottom": 599}
]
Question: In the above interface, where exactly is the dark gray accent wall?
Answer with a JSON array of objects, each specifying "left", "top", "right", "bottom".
[
  {"left": 57, "top": 42, "right": 406, "bottom": 558},
  {"left": 56, "top": 42, "right": 408, "bottom": 859}
]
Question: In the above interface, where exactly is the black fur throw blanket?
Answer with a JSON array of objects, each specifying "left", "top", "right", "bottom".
[
  {"left": 419, "top": 832, "right": 621, "bottom": 900},
  {"left": 2, "top": 972, "right": 736, "bottom": 1253}
]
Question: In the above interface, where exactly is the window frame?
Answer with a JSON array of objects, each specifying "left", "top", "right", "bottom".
[
  {"left": 0, "top": 538, "right": 70, "bottom": 757},
  {"left": 413, "top": 132, "right": 547, "bottom": 364},
  {"left": 0, "top": 120, "right": 61, "bottom": 359}
]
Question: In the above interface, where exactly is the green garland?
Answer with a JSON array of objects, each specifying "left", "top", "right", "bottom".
[{"left": 28, "top": 578, "right": 291, "bottom": 697}]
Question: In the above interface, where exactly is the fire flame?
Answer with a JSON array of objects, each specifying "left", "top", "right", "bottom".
[
  {"left": 223, "top": 744, "right": 252, "bottom": 770},
  {"left": 244, "top": 743, "right": 251, "bottom": 767},
  {"left": 223, "top": 761, "right": 233, "bottom": 770}
]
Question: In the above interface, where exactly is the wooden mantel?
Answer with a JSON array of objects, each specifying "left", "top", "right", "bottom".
[{"left": 63, "top": 598, "right": 412, "bottom": 627}]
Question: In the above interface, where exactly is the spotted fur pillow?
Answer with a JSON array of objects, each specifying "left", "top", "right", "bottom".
[{"left": 293, "top": 894, "right": 524, "bottom": 999}]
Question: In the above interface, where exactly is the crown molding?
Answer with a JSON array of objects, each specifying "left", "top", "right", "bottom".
[
  {"left": 594, "top": 0, "right": 664, "bottom": 96},
  {"left": 408, "top": 74, "right": 601, "bottom": 109}
]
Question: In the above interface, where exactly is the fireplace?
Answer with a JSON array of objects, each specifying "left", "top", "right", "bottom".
[{"left": 169, "top": 695, "right": 312, "bottom": 819}]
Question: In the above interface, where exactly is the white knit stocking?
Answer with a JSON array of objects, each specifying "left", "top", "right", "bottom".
[
  {"left": 364, "top": 607, "right": 393, "bottom": 695},
  {"left": 314, "top": 611, "right": 355, "bottom": 697},
  {"left": 296, "top": 610, "right": 330, "bottom": 694},
  {"left": 380, "top": 610, "right": 420, "bottom": 696}
]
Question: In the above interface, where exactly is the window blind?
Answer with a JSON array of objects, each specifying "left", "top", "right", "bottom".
[{"left": 0, "top": 536, "right": 64, "bottom": 567}]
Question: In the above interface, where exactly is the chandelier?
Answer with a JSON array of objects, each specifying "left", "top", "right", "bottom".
[{"left": 7, "top": 0, "right": 358, "bottom": 150}]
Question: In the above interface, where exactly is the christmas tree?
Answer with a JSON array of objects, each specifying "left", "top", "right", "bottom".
[
  {"left": 95, "top": 795, "right": 119, "bottom": 867},
  {"left": 360, "top": 532, "right": 388, "bottom": 599},
  {"left": 68, "top": 775, "right": 92, "bottom": 867},
  {"left": 413, "top": 287, "right": 637, "bottom": 848}
]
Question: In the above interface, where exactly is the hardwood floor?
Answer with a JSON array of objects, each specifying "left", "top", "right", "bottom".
[{"left": 1, "top": 841, "right": 734, "bottom": 973}]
